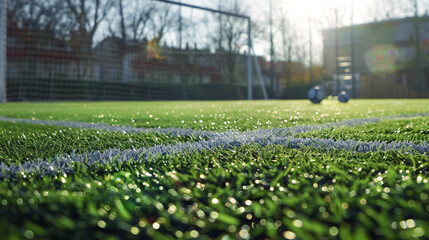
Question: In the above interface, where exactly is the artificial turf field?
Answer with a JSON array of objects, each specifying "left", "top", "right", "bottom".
[{"left": 0, "top": 99, "right": 428, "bottom": 239}]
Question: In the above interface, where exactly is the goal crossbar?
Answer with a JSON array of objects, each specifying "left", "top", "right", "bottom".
[{"left": 153, "top": 0, "right": 250, "bottom": 19}]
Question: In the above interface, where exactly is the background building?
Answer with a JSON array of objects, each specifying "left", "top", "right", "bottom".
[{"left": 323, "top": 15, "right": 429, "bottom": 98}]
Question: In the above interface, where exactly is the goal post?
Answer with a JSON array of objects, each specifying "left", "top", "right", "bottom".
[
  {"left": 0, "top": 0, "right": 6, "bottom": 103},
  {"left": 4, "top": 0, "right": 268, "bottom": 101},
  {"left": 154, "top": 0, "right": 254, "bottom": 100}
]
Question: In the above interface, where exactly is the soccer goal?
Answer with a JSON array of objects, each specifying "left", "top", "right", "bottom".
[{"left": 2, "top": 0, "right": 267, "bottom": 101}]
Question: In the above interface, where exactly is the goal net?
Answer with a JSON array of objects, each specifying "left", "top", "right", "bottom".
[{"left": 3, "top": 0, "right": 265, "bottom": 101}]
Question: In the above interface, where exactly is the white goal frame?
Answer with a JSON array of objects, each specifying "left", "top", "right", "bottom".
[{"left": 154, "top": 0, "right": 267, "bottom": 100}]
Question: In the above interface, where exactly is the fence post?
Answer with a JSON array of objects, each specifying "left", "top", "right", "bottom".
[
  {"left": 0, "top": 0, "right": 6, "bottom": 103},
  {"left": 247, "top": 18, "right": 252, "bottom": 100},
  {"left": 0, "top": 0, "right": 7, "bottom": 103}
]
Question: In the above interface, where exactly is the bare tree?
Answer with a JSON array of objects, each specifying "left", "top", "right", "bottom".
[
  {"left": 278, "top": 18, "right": 310, "bottom": 86},
  {"left": 7, "top": 0, "right": 72, "bottom": 82},
  {"left": 323, "top": 6, "right": 348, "bottom": 29},
  {"left": 65, "top": 0, "right": 114, "bottom": 41},
  {"left": 296, "top": 3, "right": 350, "bottom": 95},
  {"left": 366, "top": 0, "right": 429, "bottom": 20},
  {"left": 118, "top": 0, "right": 126, "bottom": 41},
  {"left": 264, "top": 3, "right": 308, "bottom": 88},
  {"left": 278, "top": 11, "right": 294, "bottom": 88},
  {"left": 150, "top": 4, "right": 177, "bottom": 40},
  {"left": 210, "top": 0, "right": 249, "bottom": 84},
  {"left": 366, "top": 0, "right": 415, "bottom": 20},
  {"left": 64, "top": 0, "right": 115, "bottom": 80},
  {"left": 109, "top": 0, "right": 156, "bottom": 42},
  {"left": 7, "top": 0, "right": 67, "bottom": 35},
  {"left": 112, "top": 2, "right": 177, "bottom": 44}
]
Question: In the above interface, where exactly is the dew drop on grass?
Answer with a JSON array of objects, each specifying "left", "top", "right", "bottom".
[
  {"left": 237, "top": 207, "right": 245, "bottom": 214},
  {"left": 130, "top": 227, "right": 139, "bottom": 235},
  {"left": 224, "top": 225, "right": 236, "bottom": 233},
  {"left": 152, "top": 222, "right": 160, "bottom": 229},
  {"left": 329, "top": 227, "right": 339, "bottom": 236},
  {"left": 414, "top": 227, "right": 425, "bottom": 237},
  {"left": 97, "top": 220, "right": 106, "bottom": 228},
  {"left": 24, "top": 230, "right": 34, "bottom": 239},
  {"left": 283, "top": 231, "right": 296, "bottom": 239},
  {"left": 405, "top": 219, "right": 416, "bottom": 228},
  {"left": 175, "top": 231, "right": 183, "bottom": 238},
  {"left": 286, "top": 210, "right": 295, "bottom": 218},
  {"left": 210, "top": 212, "right": 219, "bottom": 220},
  {"left": 417, "top": 175, "right": 423, "bottom": 184},
  {"left": 190, "top": 230, "right": 199, "bottom": 238},
  {"left": 292, "top": 219, "right": 303, "bottom": 228}
]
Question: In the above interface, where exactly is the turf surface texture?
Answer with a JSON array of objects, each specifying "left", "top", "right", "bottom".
[{"left": 0, "top": 99, "right": 428, "bottom": 240}]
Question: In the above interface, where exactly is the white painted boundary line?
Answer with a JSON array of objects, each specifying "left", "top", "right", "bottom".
[
  {"left": 1, "top": 126, "right": 428, "bottom": 178},
  {"left": 1, "top": 113, "right": 429, "bottom": 138},
  {"left": 1, "top": 113, "right": 428, "bottom": 178},
  {"left": 1, "top": 135, "right": 427, "bottom": 178},
  {"left": 0, "top": 116, "right": 227, "bottom": 138}
]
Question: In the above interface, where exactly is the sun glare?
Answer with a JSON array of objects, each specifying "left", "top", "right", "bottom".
[
  {"left": 290, "top": 0, "right": 336, "bottom": 17},
  {"left": 284, "top": 0, "right": 371, "bottom": 25}
]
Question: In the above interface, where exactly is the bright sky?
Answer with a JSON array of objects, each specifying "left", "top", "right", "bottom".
[
  {"left": 177, "top": 0, "right": 376, "bottom": 62},
  {"left": 270, "top": 0, "right": 371, "bottom": 22},
  {"left": 165, "top": 0, "right": 422, "bottom": 63},
  {"left": 250, "top": 0, "right": 378, "bottom": 63}
]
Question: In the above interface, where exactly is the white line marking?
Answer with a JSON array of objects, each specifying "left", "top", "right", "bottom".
[
  {"left": 1, "top": 113, "right": 429, "bottom": 138},
  {"left": 1, "top": 128, "right": 428, "bottom": 178}
]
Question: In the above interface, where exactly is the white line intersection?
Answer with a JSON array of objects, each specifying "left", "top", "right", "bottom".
[{"left": 1, "top": 113, "right": 428, "bottom": 178}]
